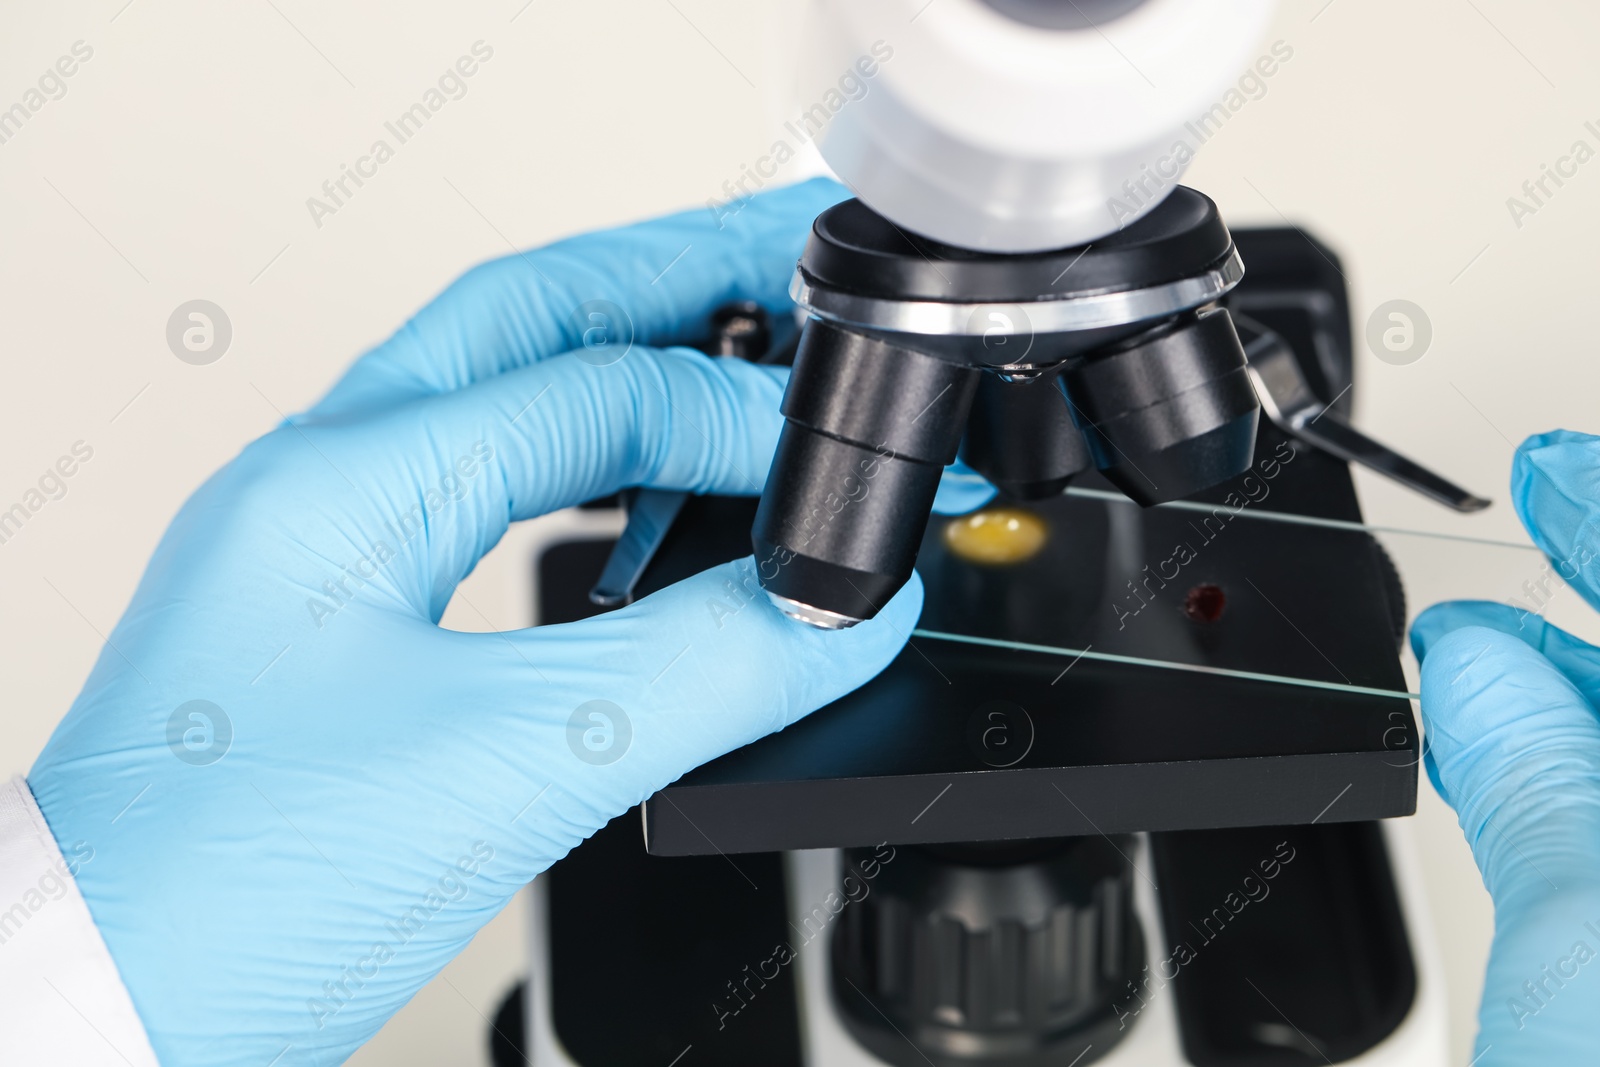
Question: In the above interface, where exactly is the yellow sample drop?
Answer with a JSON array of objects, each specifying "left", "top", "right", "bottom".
[{"left": 942, "top": 507, "right": 1048, "bottom": 565}]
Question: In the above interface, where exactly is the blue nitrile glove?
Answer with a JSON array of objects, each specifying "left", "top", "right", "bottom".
[
  {"left": 27, "top": 178, "right": 991, "bottom": 1066},
  {"left": 1411, "top": 430, "right": 1600, "bottom": 1066}
]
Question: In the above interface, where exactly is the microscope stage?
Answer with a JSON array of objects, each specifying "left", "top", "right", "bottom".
[{"left": 632, "top": 444, "right": 1417, "bottom": 857}]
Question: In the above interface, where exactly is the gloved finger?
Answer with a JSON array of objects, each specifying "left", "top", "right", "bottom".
[
  {"left": 487, "top": 559, "right": 925, "bottom": 849},
  {"left": 1414, "top": 609, "right": 1600, "bottom": 1063},
  {"left": 317, "top": 348, "right": 783, "bottom": 617},
  {"left": 1510, "top": 430, "right": 1600, "bottom": 614},
  {"left": 1412, "top": 600, "right": 1600, "bottom": 700},
  {"left": 308, "top": 178, "right": 847, "bottom": 420},
  {"left": 302, "top": 348, "right": 993, "bottom": 620},
  {"left": 1469, "top": 881, "right": 1600, "bottom": 1066},
  {"left": 1410, "top": 599, "right": 1593, "bottom": 808},
  {"left": 1413, "top": 623, "right": 1600, "bottom": 909}
]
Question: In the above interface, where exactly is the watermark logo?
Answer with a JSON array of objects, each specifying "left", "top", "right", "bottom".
[
  {"left": 1507, "top": 533, "right": 1597, "bottom": 632},
  {"left": 0, "top": 440, "right": 94, "bottom": 547},
  {"left": 1506, "top": 120, "right": 1600, "bottom": 230},
  {"left": 166, "top": 699, "right": 232, "bottom": 766},
  {"left": 1508, "top": 923, "right": 1600, "bottom": 1031},
  {"left": 706, "top": 41, "right": 895, "bottom": 229},
  {"left": 1364, "top": 300, "right": 1431, "bottom": 366},
  {"left": 966, "top": 700, "right": 1034, "bottom": 768},
  {"left": 1113, "top": 839, "right": 1297, "bottom": 1030},
  {"left": 0, "top": 839, "right": 93, "bottom": 946},
  {"left": 305, "top": 441, "right": 495, "bottom": 630},
  {"left": 569, "top": 300, "right": 634, "bottom": 367},
  {"left": 308, "top": 842, "right": 494, "bottom": 1029},
  {"left": 304, "top": 41, "right": 495, "bottom": 229},
  {"left": 166, "top": 300, "right": 232, "bottom": 365},
  {"left": 967, "top": 304, "right": 1035, "bottom": 368},
  {"left": 567, "top": 699, "right": 632, "bottom": 765},
  {"left": 1382, "top": 709, "right": 1426, "bottom": 769},
  {"left": 1112, "top": 441, "right": 1298, "bottom": 630},
  {"left": 713, "top": 843, "right": 896, "bottom": 1031},
  {"left": 0, "top": 40, "right": 94, "bottom": 148},
  {"left": 1107, "top": 40, "right": 1294, "bottom": 229}
]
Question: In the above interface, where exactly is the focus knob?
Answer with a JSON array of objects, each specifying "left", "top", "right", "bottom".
[{"left": 831, "top": 837, "right": 1143, "bottom": 1067}]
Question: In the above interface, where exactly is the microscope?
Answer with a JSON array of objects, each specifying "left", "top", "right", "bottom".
[{"left": 502, "top": 2, "right": 1484, "bottom": 1064}]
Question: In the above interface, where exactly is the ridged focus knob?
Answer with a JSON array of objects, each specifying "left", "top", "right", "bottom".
[{"left": 832, "top": 838, "right": 1142, "bottom": 1067}]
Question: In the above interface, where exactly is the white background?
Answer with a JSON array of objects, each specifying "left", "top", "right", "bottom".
[{"left": 4, "top": 0, "right": 1600, "bottom": 1062}]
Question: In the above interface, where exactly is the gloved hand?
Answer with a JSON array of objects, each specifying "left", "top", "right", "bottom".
[
  {"left": 1411, "top": 430, "right": 1600, "bottom": 1066},
  {"left": 28, "top": 178, "right": 990, "bottom": 1066}
]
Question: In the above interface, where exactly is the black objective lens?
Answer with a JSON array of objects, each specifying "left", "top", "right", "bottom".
[
  {"left": 752, "top": 321, "right": 980, "bottom": 627},
  {"left": 960, "top": 372, "right": 1092, "bottom": 500},
  {"left": 757, "top": 188, "right": 1257, "bottom": 627},
  {"left": 1062, "top": 307, "right": 1258, "bottom": 507}
]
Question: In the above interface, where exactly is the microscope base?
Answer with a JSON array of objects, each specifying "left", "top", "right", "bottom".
[{"left": 519, "top": 818, "right": 1447, "bottom": 1067}]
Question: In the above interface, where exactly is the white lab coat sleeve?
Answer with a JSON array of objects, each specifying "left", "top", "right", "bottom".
[{"left": 0, "top": 775, "right": 161, "bottom": 1066}]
